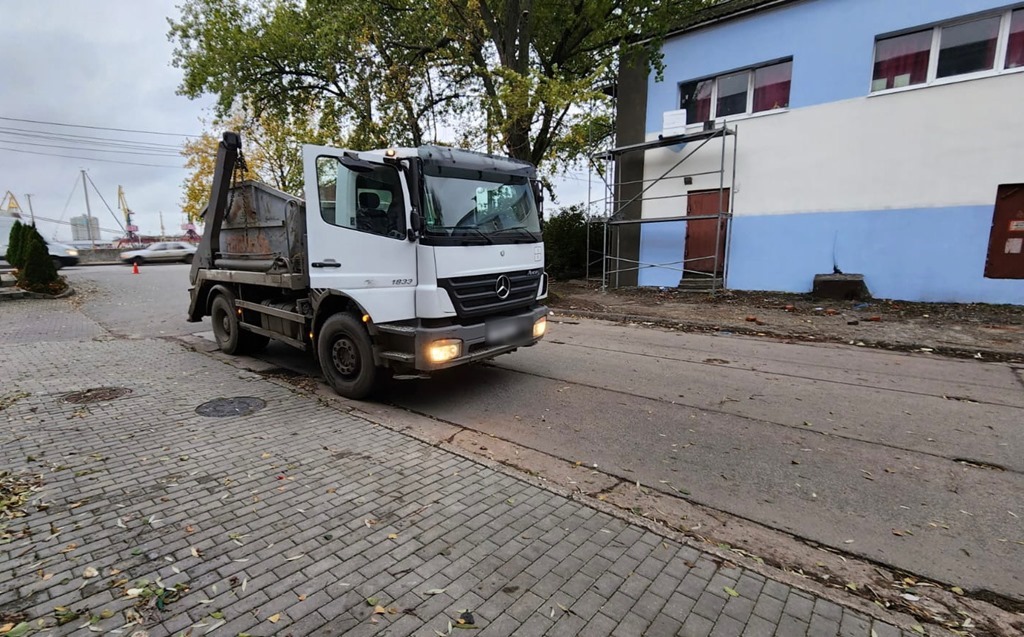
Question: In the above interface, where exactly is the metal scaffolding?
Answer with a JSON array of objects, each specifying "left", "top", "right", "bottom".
[{"left": 590, "top": 125, "right": 737, "bottom": 291}]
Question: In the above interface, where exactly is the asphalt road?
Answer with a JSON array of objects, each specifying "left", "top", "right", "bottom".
[{"left": 63, "top": 264, "right": 1024, "bottom": 602}]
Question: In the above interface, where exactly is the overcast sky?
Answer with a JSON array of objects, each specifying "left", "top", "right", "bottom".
[{"left": 0, "top": 1, "right": 591, "bottom": 243}]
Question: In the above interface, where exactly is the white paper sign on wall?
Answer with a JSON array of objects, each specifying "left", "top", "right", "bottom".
[
  {"left": 662, "top": 109, "right": 688, "bottom": 137},
  {"left": 1006, "top": 237, "right": 1023, "bottom": 254}
]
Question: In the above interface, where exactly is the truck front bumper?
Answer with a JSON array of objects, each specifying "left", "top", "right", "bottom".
[{"left": 412, "top": 305, "right": 548, "bottom": 371}]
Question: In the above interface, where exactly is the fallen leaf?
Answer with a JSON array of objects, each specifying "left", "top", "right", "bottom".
[
  {"left": 267, "top": 614, "right": 281, "bottom": 624},
  {"left": 60, "top": 543, "right": 78, "bottom": 553},
  {"left": 83, "top": 567, "right": 99, "bottom": 578},
  {"left": 387, "top": 533, "right": 398, "bottom": 540},
  {"left": 366, "top": 597, "right": 379, "bottom": 606},
  {"left": 845, "top": 583, "right": 859, "bottom": 591},
  {"left": 185, "top": 525, "right": 195, "bottom": 533},
  {"left": 900, "top": 593, "right": 920, "bottom": 602},
  {"left": 5, "top": 624, "right": 30, "bottom": 637},
  {"left": 42, "top": 573, "right": 54, "bottom": 581},
  {"left": 723, "top": 587, "right": 739, "bottom": 597},
  {"left": 210, "top": 612, "right": 224, "bottom": 620},
  {"left": 951, "top": 586, "right": 964, "bottom": 595},
  {"left": 284, "top": 554, "right": 304, "bottom": 561},
  {"left": 373, "top": 605, "right": 387, "bottom": 615},
  {"left": 911, "top": 625, "right": 925, "bottom": 635},
  {"left": 424, "top": 589, "right": 446, "bottom": 596},
  {"left": 260, "top": 453, "right": 271, "bottom": 459},
  {"left": 0, "top": 624, "right": 13, "bottom": 634},
  {"left": 190, "top": 547, "right": 201, "bottom": 558}
]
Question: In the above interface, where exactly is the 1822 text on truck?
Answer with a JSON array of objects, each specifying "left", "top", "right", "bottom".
[{"left": 187, "top": 133, "right": 548, "bottom": 399}]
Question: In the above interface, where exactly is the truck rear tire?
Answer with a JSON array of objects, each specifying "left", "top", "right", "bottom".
[
  {"left": 211, "top": 294, "right": 244, "bottom": 354},
  {"left": 317, "top": 313, "right": 379, "bottom": 400}
]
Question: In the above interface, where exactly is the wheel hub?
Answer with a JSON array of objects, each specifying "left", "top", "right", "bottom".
[{"left": 331, "top": 338, "right": 359, "bottom": 377}]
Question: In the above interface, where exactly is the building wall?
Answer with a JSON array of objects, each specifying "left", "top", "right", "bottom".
[
  {"left": 70, "top": 215, "right": 100, "bottom": 242},
  {"left": 634, "top": 0, "right": 1024, "bottom": 303}
]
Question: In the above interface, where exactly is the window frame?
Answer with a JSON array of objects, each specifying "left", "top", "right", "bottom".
[
  {"left": 870, "top": 7, "right": 1024, "bottom": 97},
  {"left": 677, "top": 57, "right": 793, "bottom": 128},
  {"left": 315, "top": 155, "right": 408, "bottom": 241}
]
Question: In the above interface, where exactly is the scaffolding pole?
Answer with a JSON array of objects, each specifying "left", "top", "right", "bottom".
[{"left": 593, "top": 126, "right": 738, "bottom": 292}]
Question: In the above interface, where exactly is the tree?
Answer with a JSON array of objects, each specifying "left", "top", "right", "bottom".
[
  {"left": 180, "top": 106, "right": 344, "bottom": 221},
  {"left": 5, "top": 219, "right": 24, "bottom": 268},
  {"left": 17, "top": 226, "right": 60, "bottom": 292},
  {"left": 543, "top": 204, "right": 602, "bottom": 280},
  {"left": 169, "top": 0, "right": 701, "bottom": 171}
]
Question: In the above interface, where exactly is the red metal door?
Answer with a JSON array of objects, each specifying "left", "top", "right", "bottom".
[
  {"left": 985, "top": 184, "right": 1024, "bottom": 279},
  {"left": 684, "top": 189, "right": 729, "bottom": 275}
]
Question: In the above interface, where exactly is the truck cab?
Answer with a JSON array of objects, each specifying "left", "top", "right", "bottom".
[{"left": 188, "top": 134, "right": 548, "bottom": 399}]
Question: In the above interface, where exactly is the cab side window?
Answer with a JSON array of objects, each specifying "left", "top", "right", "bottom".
[{"left": 317, "top": 157, "right": 406, "bottom": 239}]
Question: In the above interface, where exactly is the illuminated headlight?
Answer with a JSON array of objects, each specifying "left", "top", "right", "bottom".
[
  {"left": 427, "top": 339, "right": 462, "bottom": 363},
  {"left": 66, "top": 249, "right": 79, "bottom": 256},
  {"left": 533, "top": 316, "right": 547, "bottom": 339}
]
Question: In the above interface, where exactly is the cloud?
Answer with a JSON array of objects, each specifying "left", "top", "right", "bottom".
[{"left": 0, "top": 0, "right": 211, "bottom": 239}]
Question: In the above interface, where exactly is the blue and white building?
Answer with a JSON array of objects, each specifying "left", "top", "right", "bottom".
[{"left": 612, "top": 0, "right": 1024, "bottom": 304}]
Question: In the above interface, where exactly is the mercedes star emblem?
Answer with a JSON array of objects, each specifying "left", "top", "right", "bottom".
[{"left": 495, "top": 275, "right": 512, "bottom": 300}]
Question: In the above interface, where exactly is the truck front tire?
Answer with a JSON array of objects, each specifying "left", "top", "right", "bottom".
[{"left": 317, "top": 313, "right": 379, "bottom": 400}]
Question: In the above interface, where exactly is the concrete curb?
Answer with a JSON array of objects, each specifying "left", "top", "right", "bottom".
[
  {"left": 0, "top": 284, "right": 76, "bottom": 301},
  {"left": 550, "top": 307, "right": 1024, "bottom": 364}
]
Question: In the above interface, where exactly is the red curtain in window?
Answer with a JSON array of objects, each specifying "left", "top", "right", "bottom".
[
  {"left": 753, "top": 62, "right": 792, "bottom": 112},
  {"left": 1008, "top": 11, "right": 1024, "bottom": 68},
  {"left": 873, "top": 31, "right": 931, "bottom": 89}
]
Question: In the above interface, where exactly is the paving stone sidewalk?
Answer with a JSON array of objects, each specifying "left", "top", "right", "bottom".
[{"left": 0, "top": 334, "right": 921, "bottom": 637}]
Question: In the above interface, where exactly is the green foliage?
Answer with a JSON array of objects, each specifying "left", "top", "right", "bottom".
[
  {"left": 168, "top": 0, "right": 702, "bottom": 170},
  {"left": 543, "top": 204, "right": 602, "bottom": 280},
  {"left": 17, "top": 226, "right": 59, "bottom": 291},
  {"left": 5, "top": 219, "right": 25, "bottom": 267}
]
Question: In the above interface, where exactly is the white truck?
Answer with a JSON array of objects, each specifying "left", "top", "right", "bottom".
[{"left": 187, "top": 132, "right": 548, "bottom": 398}]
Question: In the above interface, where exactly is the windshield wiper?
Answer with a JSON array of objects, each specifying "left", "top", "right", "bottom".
[
  {"left": 425, "top": 225, "right": 494, "bottom": 244},
  {"left": 491, "top": 226, "right": 539, "bottom": 242}
]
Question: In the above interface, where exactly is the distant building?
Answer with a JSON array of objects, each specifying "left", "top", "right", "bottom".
[
  {"left": 70, "top": 215, "right": 100, "bottom": 242},
  {"left": 608, "top": 0, "right": 1024, "bottom": 304}
]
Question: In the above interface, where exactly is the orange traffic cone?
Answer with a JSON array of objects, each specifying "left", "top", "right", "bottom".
[{"left": 132, "top": 262, "right": 139, "bottom": 275}]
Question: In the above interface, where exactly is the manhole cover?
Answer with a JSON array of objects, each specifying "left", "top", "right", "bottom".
[
  {"left": 62, "top": 387, "right": 132, "bottom": 404},
  {"left": 195, "top": 396, "right": 266, "bottom": 418}
]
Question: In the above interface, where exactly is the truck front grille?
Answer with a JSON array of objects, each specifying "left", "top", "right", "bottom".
[{"left": 439, "top": 269, "right": 542, "bottom": 319}]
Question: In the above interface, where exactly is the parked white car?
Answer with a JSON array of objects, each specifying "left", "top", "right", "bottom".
[{"left": 120, "top": 242, "right": 197, "bottom": 265}]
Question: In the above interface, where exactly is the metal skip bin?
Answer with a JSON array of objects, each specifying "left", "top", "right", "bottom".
[{"left": 216, "top": 180, "right": 307, "bottom": 276}]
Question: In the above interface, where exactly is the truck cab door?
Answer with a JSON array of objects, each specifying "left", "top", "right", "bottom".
[{"left": 302, "top": 146, "right": 417, "bottom": 323}]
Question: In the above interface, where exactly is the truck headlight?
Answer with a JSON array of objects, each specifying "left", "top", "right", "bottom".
[
  {"left": 427, "top": 339, "right": 462, "bottom": 363},
  {"left": 533, "top": 316, "right": 547, "bottom": 339}
]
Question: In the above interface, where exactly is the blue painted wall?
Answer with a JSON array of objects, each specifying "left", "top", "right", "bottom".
[
  {"left": 638, "top": 221, "right": 687, "bottom": 287},
  {"left": 647, "top": 0, "right": 1014, "bottom": 134},
  {"left": 726, "top": 207, "right": 1024, "bottom": 304}
]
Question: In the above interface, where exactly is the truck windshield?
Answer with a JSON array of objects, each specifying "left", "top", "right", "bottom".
[{"left": 421, "top": 167, "right": 540, "bottom": 244}]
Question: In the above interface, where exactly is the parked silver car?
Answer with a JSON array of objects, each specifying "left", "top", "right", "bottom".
[{"left": 120, "top": 242, "right": 197, "bottom": 265}]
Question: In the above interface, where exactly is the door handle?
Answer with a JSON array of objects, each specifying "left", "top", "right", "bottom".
[{"left": 312, "top": 261, "right": 342, "bottom": 268}]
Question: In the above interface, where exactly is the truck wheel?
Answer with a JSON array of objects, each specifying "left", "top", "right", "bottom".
[
  {"left": 317, "top": 313, "right": 378, "bottom": 399},
  {"left": 210, "top": 294, "right": 244, "bottom": 354}
]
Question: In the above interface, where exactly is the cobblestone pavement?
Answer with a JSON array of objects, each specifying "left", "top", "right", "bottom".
[{"left": 1, "top": 326, "right": 924, "bottom": 635}]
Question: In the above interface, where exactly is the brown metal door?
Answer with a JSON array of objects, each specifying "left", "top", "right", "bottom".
[
  {"left": 684, "top": 189, "right": 729, "bottom": 275},
  {"left": 985, "top": 184, "right": 1024, "bottom": 279}
]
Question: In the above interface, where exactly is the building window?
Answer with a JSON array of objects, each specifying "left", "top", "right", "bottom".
[
  {"left": 872, "top": 30, "right": 931, "bottom": 90},
  {"left": 753, "top": 61, "right": 792, "bottom": 112},
  {"left": 678, "top": 59, "right": 792, "bottom": 124},
  {"left": 937, "top": 16, "right": 1000, "bottom": 78},
  {"left": 872, "top": 8, "right": 1024, "bottom": 93},
  {"left": 1007, "top": 9, "right": 1024, "bottom": 68},
  {"left": 679, "top": 79, "right": 712, "bottom": 125}
]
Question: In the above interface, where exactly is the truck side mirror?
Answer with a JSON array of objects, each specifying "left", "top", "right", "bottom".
[{"left": 408, "top": 208, "right": 423, "bottom": 241}]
